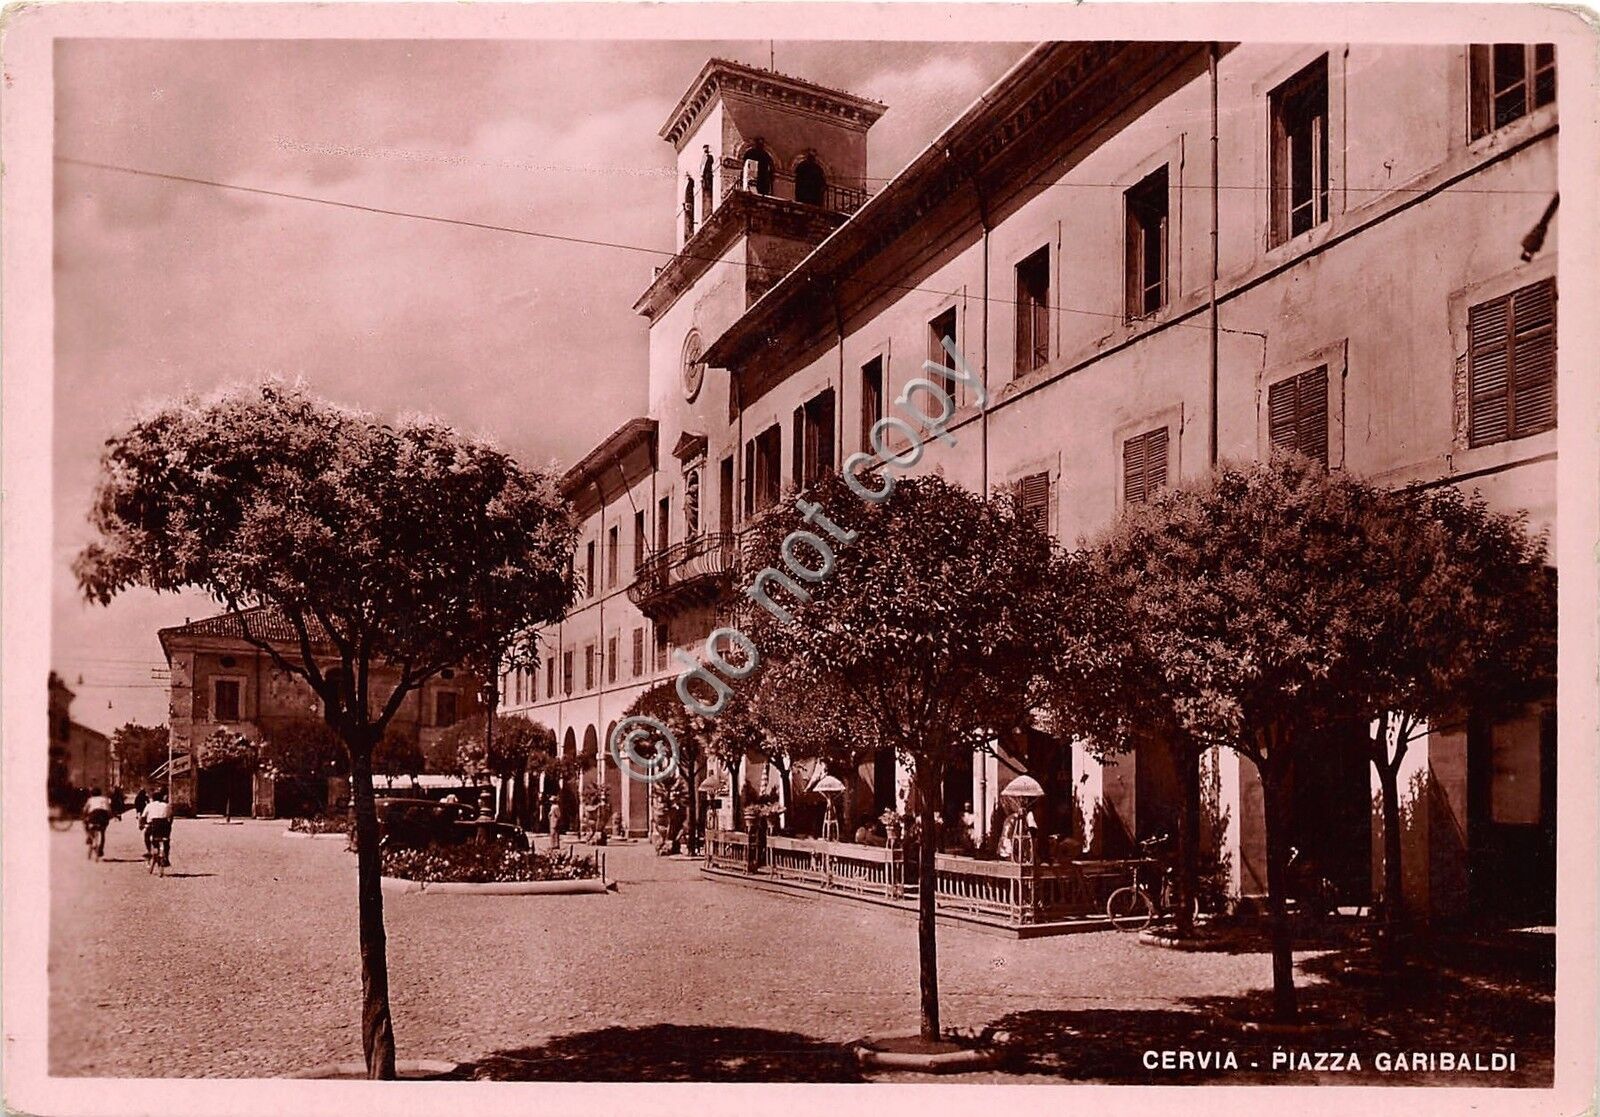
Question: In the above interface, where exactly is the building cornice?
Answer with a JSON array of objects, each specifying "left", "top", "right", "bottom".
[
  {"left": 660, "top": 58, "right": 886, "bottom": 149},
  {"left": 702, "top": 42, "right": 1205, "bottom": 377},
  {"left": 560, "top": 417, "right": 659, "bottom": 502},
  {"left": 633, "top": 189, "right": 847, "bottom": 322}
]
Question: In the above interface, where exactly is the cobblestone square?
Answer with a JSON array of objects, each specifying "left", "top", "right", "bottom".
[{"left": 48, "top": 818, "right": 1551, "bottom": 1083}]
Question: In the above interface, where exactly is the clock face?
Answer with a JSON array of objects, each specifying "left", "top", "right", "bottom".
[{"left": 682, "top": 332, "right": 706, "bottom": 401}]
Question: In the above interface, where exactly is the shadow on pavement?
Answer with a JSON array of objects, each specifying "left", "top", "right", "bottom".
[
  {"left": 984, "top": 933, "right": 1554, "bottom": 1086},
  {"left": 461, "top": 1024, "right": 866, "bottom": 1082}
]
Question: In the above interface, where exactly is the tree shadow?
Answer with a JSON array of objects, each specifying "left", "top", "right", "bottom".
[
  {"left": 984, "top": 934, "right": 1553, "bottom": 1085},
  {"left": 460, "top": 1024, "right": 866, "bottom": 1082},
  {"left": 161, "top": 872, "right": 217, "bottom": 879}
]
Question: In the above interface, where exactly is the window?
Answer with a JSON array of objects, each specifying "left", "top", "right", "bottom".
[
  {"left": 632, "top": 627, "right": 645, "bottom": 677},
  {"left": 1125, "top": 166, "right": 1169, "bottom": 318},
  {"left": 654, "top": 625, "right": 669, "bottom": 672},
  {"left": 212, "top": 678, "right": 242, "bottom": 722},
  {"left": 607, "top": 635, "right": 618, "bottom": 685},
  {"left": 633, "top": 510, "right": 646, "bottom": 571},
  {"left": 512, "top": 669, "right": 523, "bottom": 706},
  {"left": 1122, "top": 427, "right": 1170, "bottom": 505},
  {"left": 606, "top": 525, "right": 619, "bottom": 588},
  {"left": 1015, "top": 247, "right": 1051, "bottom": 374},
  {"left": 1468, "top": 278, "right": 1556, "bottom": 446},
  {"left": 546, "top": 656, "right": 556, "bottom": 698},
  {"left": 719, "top": 455, "right": 735, "bottom": 531},
  {"left": 701, "top": 149, "right": 716, "bottom": 213},
  {"left": 1471, "top": 44, "right": 1556, "bottom": 139},
  {"left": 744, "top": 423, "right": 782, "bottom": 515},
  {"left": 1268, "top": 367, "right": 1330, "bottom": 467},
  {"left": 585, "top": 541, "right": 596, "bottom": 598},
  {"left": 584, "top": 644, "right": 595, "bottom": 691},
  {"left": 1270, "top": 57, "right": 1330, "bottom": 246},
  {"left": 434, "top": 690, "right": 458, "bottom": 729},
  {"left": 928, "top": 308, "right": 959, "bottom": 398},
  {"left": 657, "top": 496, "right": 670, "bottom": 552},
  {"left": 741, "top": 145, "right": 774, "bottom": 195},
  {"left": 792, "top": 389, "right": 836, "bottom": 490},
  {"left": 861, "top": 356, "right": 884, "bottom": 450},
  {"left": 683, "top": 176, "right": 696, "bottom": 242},
  {"left": 1017, "top": 472, "right": 1051, "bottom": 535},
  {"left": 562, "top": 651, "right": 574, "bottom": 696},
  {"left": 794, "top": 157, "right": 826, "bottom": 206},
  {"left": 685, "top": 468, "right": 701, "bottom": 536}
]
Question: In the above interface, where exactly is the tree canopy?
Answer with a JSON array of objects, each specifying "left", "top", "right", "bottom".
[
  {"left": 75, "top": 381, "right": 579, "bottom": 747},
  {"left": 73, "top": 381, "right": 579, "bottom": 1078},
  {"left": 111, "top": 722, "right": 170, "bottom": 786}
]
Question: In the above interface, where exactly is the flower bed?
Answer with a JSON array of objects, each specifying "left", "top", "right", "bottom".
[
  {"left": 381, "top": 843, "right": 600, "bottom": 884},
  {"left": 288, "top": 815, "right": 349, "bottom": 835}
]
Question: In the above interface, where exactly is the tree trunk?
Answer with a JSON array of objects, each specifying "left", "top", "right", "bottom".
[
  {"left": 1376, "top": 754, "right": 1406, "bottom": 965},
  {"left": 775, "top": 762, "right": 792, "bottom": 836},
  {"left": 349, "top": 746, "right": 398, "bottom": 1079},
  {"left": 916, "top": 789, "right": 941, "bottom": 1041},
  {"left": 1173, "top": 739, "right": 1200, "bottom": 938},
  {"left": 727, "top": 762, "right": 742, "bottom": 826},
  {"left": 1260, "top": 761, "right": 1298, "bottom": 1023}
]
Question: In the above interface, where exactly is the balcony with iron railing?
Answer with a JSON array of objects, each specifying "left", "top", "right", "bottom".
[
  {"left": 627, "top": 531, "right": 741, "bottom": 621},
  {"left": 719, "top": 157, "right": 871, "bottom": 216}
]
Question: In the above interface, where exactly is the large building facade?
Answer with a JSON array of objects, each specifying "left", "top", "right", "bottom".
[
  {"left": 506, "top": 44, "right": 1559, "bottom": 922},
  {"left": 159, "top": 608, "right": 483, "bottom": 815}
]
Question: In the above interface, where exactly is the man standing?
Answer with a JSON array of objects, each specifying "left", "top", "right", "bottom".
[{"left": 547, "top": 795, "right": 564, "bottom": 852}]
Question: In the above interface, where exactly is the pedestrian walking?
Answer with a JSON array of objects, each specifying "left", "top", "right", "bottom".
[{"left": 548, "top": 795, "right": 564, "bottom": 852}]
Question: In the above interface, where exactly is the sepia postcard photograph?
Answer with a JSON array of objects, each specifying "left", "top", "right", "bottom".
[{"left": 3, "top": 4, "right": 1596, "bottom": 1115}]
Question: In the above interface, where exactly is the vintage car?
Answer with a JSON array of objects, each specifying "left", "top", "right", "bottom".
[{"left": 372, "top": 794, "right": 528, "bottom": 851}]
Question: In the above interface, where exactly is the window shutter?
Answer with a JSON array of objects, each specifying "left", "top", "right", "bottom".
[
  {"left": 1268, "top": 377, "right": 1298, "bottom": 453},
  {"left": 1144, "top": 427, "right": 1169, "bottom": 493},
  {"left": 1123, "top": 433, "right": 1147, "bottom": 505},
  {"left": 1510, "top": 279, "right": 1556, "bottom": 437},
  {"left": 1018, "top": 472, "right": 1051, "bottom": 535},
  {"left": 1468, "top": 295, "right": 1511, "bottom": 445},
  {"left": 1124, "top": 202, "right": 1142, "bottom": 319},
  {"left": 1298, "top": 367, "right": 1329, "bottom": 467}
]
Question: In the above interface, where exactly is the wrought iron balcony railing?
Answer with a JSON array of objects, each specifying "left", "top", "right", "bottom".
[{"left": 627, "top": 531, "right": 741, "bottom": 619}]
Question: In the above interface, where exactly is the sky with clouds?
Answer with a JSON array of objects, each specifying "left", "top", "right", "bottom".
[{"left": 52, "top": 37, "right": 1029, "bottom": 735}]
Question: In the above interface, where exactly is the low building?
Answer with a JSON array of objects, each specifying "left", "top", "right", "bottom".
[
  {"left": 47, "top": 672, "right": 113, "bottom": 795},
  {"left": 158, "top": 607, "right": 482, "bottom": 816}
]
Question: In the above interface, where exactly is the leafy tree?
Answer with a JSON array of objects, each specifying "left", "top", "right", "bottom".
[
  {"left": 1340, "top": 483, "right": 1554, "bottom": 953},
  {"left": 74, "top": 382, "right": 577, "bottom": 1077},
  {"left": 741, "top": 471, "right": 1072, "bottom": 1041},
  {"left": 259, "top": 718, "right": 345, "bottom": 816},
  {"left": 259, "top": 718, "right": 344, "bottom": 782},
  {"left": 1094, "top": 454, "right": 1412, "bottom": 1021},
  {"left": 622, "top": 680, "right": 709, "bottom": 833},
  {"left": 111, "top": 722, "right": 170, "bottom": 787},
  {"left": 198, "top": 726, "right": 258, "bottom": 821},
  {"left": 435, "top": 713, "right": 556, "bottom": 821},
  {"left": 1044, "top": 546, "right": 1210, "bottom": 935},
  {"left": 372, "top": 730, "right": 426, "bottom": 780}
]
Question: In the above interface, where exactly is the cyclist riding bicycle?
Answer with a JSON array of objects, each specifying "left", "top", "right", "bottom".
[
  {"left": 140, "top": 789, "right": 174, "bottom": 866},
  {"left": 82, "top": 787, "right": 112, "bottom": 855}
]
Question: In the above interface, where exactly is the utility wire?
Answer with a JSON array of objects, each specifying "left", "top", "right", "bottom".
[{"left": 60, "top": 155, "right": 1272, "bottom": 339}]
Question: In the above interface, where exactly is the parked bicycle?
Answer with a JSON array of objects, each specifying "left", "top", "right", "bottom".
[{"left": 1106, "top": 834, "right": 1199, "bottom": 931}]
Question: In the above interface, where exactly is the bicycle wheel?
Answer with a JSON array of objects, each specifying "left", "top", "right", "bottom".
[{"left": 1107, "top": 886, "right": 1154, "bottom": 931}]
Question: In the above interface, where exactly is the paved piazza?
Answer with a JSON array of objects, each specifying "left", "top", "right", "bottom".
[
  {"left": 44, "top": 819, "right": 1358, "bottom": 1079},
  {"left": 49, "top": 817, "right": 1279, "bottom": 1079}
]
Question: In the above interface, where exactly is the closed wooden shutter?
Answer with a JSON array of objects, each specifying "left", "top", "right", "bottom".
[
  {"left": 1268, "top": 367, "right": 1329, "bottom": 467},
  {"left": 1018, "top": 472, "right": 1051, "bottom": 535},
  {"left": 632, "top": 628, "right": 644, "bottom": 678},
  {"left": 1470, "top": 278, "right": 1557, "bottom": 446},
  {"left": 1122, "top": 427, "right": 1168, "bottom": 505}
]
